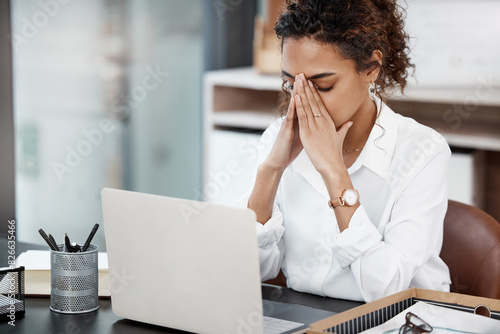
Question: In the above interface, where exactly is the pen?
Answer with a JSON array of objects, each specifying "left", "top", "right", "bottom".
[
  {"left": 48, "top": 233, "right": 60, "bottom": 251},
  {"left": 72, "top": 242, "right": 82, "bottom": 252},
  {"left": 38, "top": 229, "right": 58, "bottom": 251},
  {"left": 82, "top": 223, "right": 99, "bottom": 252},
  {"left": 65, "top": 233, "right": 76, "bottom": 253}
]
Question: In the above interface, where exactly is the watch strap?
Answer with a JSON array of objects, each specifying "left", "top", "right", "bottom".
[{"left": 328, "top": 196, "right": 345, "bottom": 208}]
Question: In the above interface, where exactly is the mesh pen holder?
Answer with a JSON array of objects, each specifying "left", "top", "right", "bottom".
[
  {"left": 50, "top": 244, "right": 99, "bottom": 314},
  {"left": 0, "top": 266, "right": 25, "bottom": 321}
]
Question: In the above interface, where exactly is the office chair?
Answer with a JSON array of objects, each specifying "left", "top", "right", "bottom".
[
  {"left": 440, "top": 200, "right": 500, "bottom": 299},
  {"left": 264, "top": 270, "right": 287, "bottom": 287}
]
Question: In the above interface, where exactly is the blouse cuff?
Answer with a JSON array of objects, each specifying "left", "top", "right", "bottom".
[
  {"left": 255, "top": 206, "right": 284, "bottom": 248},
  {"left": 331, "top": 205, "right": 382, "bottom": 268}
]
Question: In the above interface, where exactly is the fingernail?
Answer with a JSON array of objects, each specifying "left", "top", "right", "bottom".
[
  {"left": 308, "top": 80, "right": 313, "bottom": 87},
  {"left": 299, "top": 79, "right": 303, "bottom": 87}
]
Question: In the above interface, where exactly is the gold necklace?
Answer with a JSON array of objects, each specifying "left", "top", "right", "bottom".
[{"left": 343, "top": 148, "right": 362, "bottom": 153}]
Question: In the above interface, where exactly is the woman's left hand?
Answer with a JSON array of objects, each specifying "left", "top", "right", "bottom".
[{"left": 293, "top": 73, "right": 352, "bottom": 177}]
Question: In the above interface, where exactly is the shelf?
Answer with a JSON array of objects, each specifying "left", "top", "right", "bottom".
[
  {"left": 204, "top": 67, "right": 282, "bottom": 91},
  {"left": 390, "top": 86, "right": 500, "bottom": 107},
  {"left": 213, "top": 110, "right": 278, "bottom": 130},
  {"left": 440, "top": 130, "right": 500, "bottom": 152}
]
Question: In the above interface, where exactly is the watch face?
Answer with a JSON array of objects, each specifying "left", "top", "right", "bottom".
[{"left": 343, "top": 189, "right": 358, "bottom": 206}]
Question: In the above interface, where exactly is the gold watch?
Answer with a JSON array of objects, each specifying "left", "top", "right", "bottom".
[{"left": 328, "top": 189, "right": 359, "bottom": 208}]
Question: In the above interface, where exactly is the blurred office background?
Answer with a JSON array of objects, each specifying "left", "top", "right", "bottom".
[
  {"left": 1, "top": 0, "right": 499, "bottom": 251},
  {"left": 1, "top": 0, "right": 256, "bottom": 251}
]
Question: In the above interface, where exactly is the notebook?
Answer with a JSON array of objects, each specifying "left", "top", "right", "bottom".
[{"left": 101, "top": 188, "right": 324, "bottom": 334}]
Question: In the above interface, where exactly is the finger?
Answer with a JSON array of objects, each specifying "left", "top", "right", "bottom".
[
  {"left": 307, "top": 79, "right": 332, "bottom": 123},
  {"left": 280, "top": 97, "right": 297, "bottom": 143},
  {"left": 337, "top": 121, "right": 354, "bottom": 145},
  {"left": 285, "top": 95, "right": 295, "bottom": 121},
  {"left": 302, "top": 77, "right": 323, "bottom": 121},
  {"left": 294, "top": 94, "right": 308, "bottom": 130},
  {"left": 289, "top": 90, "right": 299, "bottom": 125},
  {"left": 278, "top": 97, "right": 296, "bottom": 143},
  {"left": 295, "top": 75, "right": 314, "bottom": 121},
  {"left": 291, "top": 97, "right": 302, "bottom": 142}
]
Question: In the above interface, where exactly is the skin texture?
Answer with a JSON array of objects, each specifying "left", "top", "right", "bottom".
[{"left": 248, "top": 37, "right": 382, "bottom": 232}]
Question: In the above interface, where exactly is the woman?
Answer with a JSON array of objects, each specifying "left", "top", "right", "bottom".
[{"left": 246, "top": 0, "right": 451, "bottom": 302}]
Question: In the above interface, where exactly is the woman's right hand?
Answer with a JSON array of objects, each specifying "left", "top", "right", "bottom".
[
  {"left": 263, "top": 94, "right": 303, "bottom": 172},
  {"left": 248, "top": 94, "right": 301, "bottom": 224}
]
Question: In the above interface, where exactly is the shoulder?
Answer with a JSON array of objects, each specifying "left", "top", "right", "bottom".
[
  {"left": 393, "top": 112, "right": 451, "bottom": 161},
  {"left": 381, "top": 108, "right": 451, "bottom": 189}
]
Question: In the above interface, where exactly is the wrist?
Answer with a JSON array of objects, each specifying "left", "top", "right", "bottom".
[
  {"left": 258, "top": 161, "right": 285, "bottom": 180},
  {"left": 260, "top": 160, "right": 286, "bottom": 175},
  {"left": 321, "top": 169, "right": 352, "bottom": 201},
  {"left": 321, "top": 167, "right": 348, "bottom": 186}
]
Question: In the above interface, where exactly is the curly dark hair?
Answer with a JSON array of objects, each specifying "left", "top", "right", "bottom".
[{"left": 274, "top": 0, "right": 414, "bottom": 100}]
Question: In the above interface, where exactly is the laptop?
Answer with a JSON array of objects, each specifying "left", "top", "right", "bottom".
[{"left": 101, "top": 188, "right": 333, "bottom": 334}]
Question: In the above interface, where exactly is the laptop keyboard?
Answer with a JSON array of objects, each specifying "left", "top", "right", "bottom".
[{"left": 263, "top": 316, "right": 304, "bottom": 334}]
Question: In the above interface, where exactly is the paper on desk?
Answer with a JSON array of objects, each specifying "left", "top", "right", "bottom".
[
  {"left": 15, "top": 250, "right": 108, "bottom": 270},
  {"left": 360, "top": 301, "right": 500, "bottom": 334}
]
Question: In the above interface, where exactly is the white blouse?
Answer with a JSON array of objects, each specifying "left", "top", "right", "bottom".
[{"left": 242, "top": 97, "right": 452, "bottom": 302}]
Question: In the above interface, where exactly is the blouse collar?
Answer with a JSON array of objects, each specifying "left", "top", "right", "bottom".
[{"left": 347, "top": 96, "right": 398, "bottom": 180}]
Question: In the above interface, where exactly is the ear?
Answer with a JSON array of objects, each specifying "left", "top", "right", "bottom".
[{"left": 364, "top": 50, "right": 383, "bottom": 83}]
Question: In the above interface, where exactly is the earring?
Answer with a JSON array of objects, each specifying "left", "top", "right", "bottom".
[{"left": 368, "top": 81, "right": 376, "bottom": 101}]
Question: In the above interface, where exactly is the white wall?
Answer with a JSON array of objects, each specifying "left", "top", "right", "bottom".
[{"left": 405, "top": 0, "right": 500, "bottom": 87}]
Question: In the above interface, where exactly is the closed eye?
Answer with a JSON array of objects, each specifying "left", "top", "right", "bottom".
[
  {"left": 283, "top": 78, "right": 333, "bottom": 93},
  {"left": 316, "top": 85, "right": 334, "bottom": 92}
]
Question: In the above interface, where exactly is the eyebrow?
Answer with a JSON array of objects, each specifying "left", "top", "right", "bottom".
[{"left": 282, "top": 70, "right": 336, "bottom": 80}]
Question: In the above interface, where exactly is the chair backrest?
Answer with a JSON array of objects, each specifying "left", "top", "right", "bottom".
[
  {"left": 263, "top": 269, "right": 287, "bottom": 287},
  {"left": 440, "top": 200, "right": 500, "bottom": 299}
]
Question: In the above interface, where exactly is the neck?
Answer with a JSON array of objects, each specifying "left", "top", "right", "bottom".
[{"left": 343, "top": 97, "right": 377, "bottom": 151}]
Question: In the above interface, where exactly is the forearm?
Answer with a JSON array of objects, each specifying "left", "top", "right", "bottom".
[{"left": 248, "top": 163, "right": 283, "bottom": 224}]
